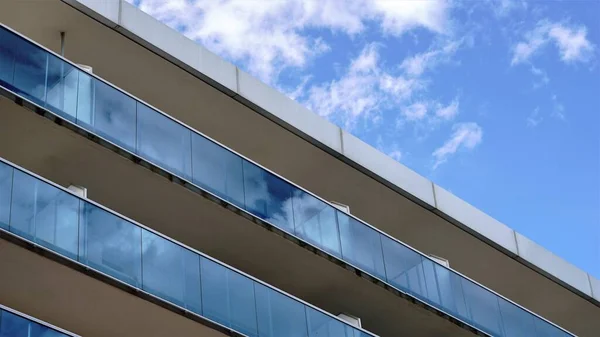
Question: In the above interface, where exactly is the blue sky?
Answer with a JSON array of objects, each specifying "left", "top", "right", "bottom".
[{"left": 132, "top": 0, "right": 600, "bottom": 278}]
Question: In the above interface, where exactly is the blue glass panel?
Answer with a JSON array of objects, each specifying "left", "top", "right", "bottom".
[
  {"left": 534, "top": 317, "right": 569, "bottom": 337},
  {"left": 200, "top": 258, "right": 258, "bottom": 337},
  {"left": 9, "top": 171, "right": 79, "bottom": 259},
  {"left": 381, "top": 235, "right": 428, "bottom": 298},
  {"left": 0, "top": 28, "right": 18, "bottom": 88},
  {"left": 421, "top": 258, "right": 442, "bottom": 306},
  {"left": 45, "top": 55, "right": 78, "bottom": 121},
  {"left": 433, "top": 263, "right": 469, "bottom": 320},
  {"left": 498, "top": 298, "right": 536, "bottom": 337},
  {"left": 136, "top": 103, "right": 192, "bottom": 179},
  {"left": 0, "top": 162, "right": 13, "bottom": 229},
  {"left": 338, "top": 212, "right": 386, "bottom": 280},
  {"left": 292, "top": 190, "right": 341, "bottom": 257},
  {"left": 306, "top": 307, "right": 355, "bottom": 337},
  {"left": 76, "top": 73, "right": 136, "bottom": 151},
  {"left": 255, "top": 284, "right": 308, "bottom": 337},
  {"left": 461, "top": 278, "right": 504, "bottom": 336},
  {"left": 243, "top": 161, "right": 294, "bottom": 233},
  {"left": 142, "top": 230, "right": 201, "bottom": 313},
  {"left": 0, "top": 31, "right": 47, "bottom": 105},
  {"left": 191, "top": 134, "right": 245, "bottom": 207},
  {"left": 0, "top": 310, "right": 31, "bottom": 337},
  {"left": 0, "top": 310, "right": 66, "bottom": 337},
  {"left": 79, "top": 202, "right": 141, "bottom": 286}
]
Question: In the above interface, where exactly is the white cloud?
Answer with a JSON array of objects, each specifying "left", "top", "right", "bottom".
[
  {"left": 511, "top": 23, "right": 550, "bottom": 65},
  {"left": 305, "top": 43, "right": 431, "bottom": 130},
  {"left": 511, "top": 21, "right": 595, "bottom": 65},
  {"left": 402, "top": 102, "right": 428, "bottom": 121},
  {"left": 132, "top": 0, "right": 451, "bottom": 83},
  {"left": 400, "top": 39, "right": 461, "bottom": 76},
  {"left": 350, "top": 43, "right": 380, "bottom": 74},
  {"left": 388, "top": 150, "right": 403, "bottom": 161},
  {"left": 548, "top": 25, "right": 594, "bottom": 63},
  {"left": 304, "top": 44, "right": 381, "bottom": 128},
  {"left": 372, "top": 0, "right": 450, "bottom": 36},
  {"left": 527, "top": 107, "right": 543, "bottom": 127},
  {"left": 530, "top": 66, "right": 549, "bottom": 88},
  {"left": 396, "top": 97, "right": 459, "bottom": 129},
  {"left": 435, "top": 98, "right": 459, "bottom": 120},
  {"left": 433, "top": 122, "right": 482, "bottom": 168},
  {"left": 379, "top": 74, "right": 422, "bottom": 99}
]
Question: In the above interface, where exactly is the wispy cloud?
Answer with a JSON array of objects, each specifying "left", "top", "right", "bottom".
[
  {"left": 303, "top": 42, "right": 445, "bottom": 130},
  {"left": 387, "top": 150, "right": 403, "bottom": 162},
  {"left": 511, "top": 20, "right": 595, "bottom": 66},
  {"left": 401, "top": 102, "right": 429, "bottom": 122},
  {"left": 396, "top": 97, "right": 460, "bottom": 131},
  {"left": 435, "top": 98, "right": 460, "bottom": 120},
  {"left": 433, "top": 122, "right": 483, "bottom": 169},
  {"left": 132, "top": 0, "right": 451, "bottom": 83},
  {"left": 548, "top": 24, "right": 595, "bottom": 63},
  {"left": 490, "top": 0, "right": 528, "bottom": 18},
  {"left": 551, "top": 94, "right": 566, "bottom": 120},
  {"left": 303, "top": 44, "right": 384, "bottom": 129},
  {"left": 530, "top": 66, "right": 550, "bottom": 88},
  {"left": 400, "top": 39, "right": 462, "bottom": 77},
  {"left": 527, "top": 107, "right": 543, "bottom": 127}
]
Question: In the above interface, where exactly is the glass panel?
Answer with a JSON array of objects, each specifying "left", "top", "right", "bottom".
[
  {"left": 46, "top": 54, "right": 78, "bottom": 121},
  {"left": 6, "top": 32, "right": 47, "bottom": 105},
  {"left": 142, "top": 230, "right": 201, "bottom": 313},
  {"left": 200, "top": 258, "right": 258, "bottom": 337},
  {"left": 421, "top": 258, "right": 442, "bottom": 306},
  {"left": 0, "top": 310, "right": 32, "bottom": 337},
  {"left": 243, "top": 161, "right": 294, "bottom": 234},
  {"left": 255, "top": 284, "right": 308, "bottom": 337},
  {"left": 292, "top": 190, "right": 341, "bottom": 257},
  {"left": 381, "top": 235, "right": 428, "bottom": 299},
  {"left": 0, "top": 28, "right": 17, "bottom": 88},
  {"left": 433, "top": 263, "right": 469, "bottom": 320},
  {"left": 534, "top": 317, "right": 569, "bottom": 337},
  {"left": 9, "top": 171, "right": 79, "bottom": 259},
  {"left": 191, "top": 134, "right": 245, "bottom": 207},
  {"left": 0, "top": 161, "right": 13, "bottom": 229},
  {"left": 76, "top": 73, "right": 136, "bottom": 151},
  {"left": 461, "top": 278, "right": 504, "bottom": 336},
  {"left": 0, "top": 310, "right": 66, "bottom": 337},
  {"left": 338, "top": 212, "right": 386, "bottom": 280},
  {"left": 498, "top": 298, "right": 536, "bottom": 337},
  {"left": 79, "top": 202, "right": 141, "bottom": 286},
  {"left": 306, "top": 307, "right": 355, "bottom": 337},
  {"left": 136, "top": 103, "right": 192, "bottom": 179}
]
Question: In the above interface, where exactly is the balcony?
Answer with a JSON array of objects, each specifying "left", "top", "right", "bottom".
[
  {"left": 0, "top": 305, "right": 76, "bottom": 337},
  {"left": 0, "top": 157, "right": 374, "bottom": 337},
  {"left": 0, "top": 24, "right": 576, "bottom": 337}
]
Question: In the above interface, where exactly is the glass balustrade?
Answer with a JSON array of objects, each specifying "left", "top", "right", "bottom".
[
  {"left": 0, "top": 306, "right": 72, "bottom": 337},
  {"left": 0, "top": 159, "right": 373, "bottom": 337},
  {"left": 0, "top": 24, "right": 573, "bottom": 337}
]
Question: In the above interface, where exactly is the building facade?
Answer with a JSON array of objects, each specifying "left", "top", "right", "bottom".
[{"left": 0, "top": 1, "right": 598, "bottom": 336}]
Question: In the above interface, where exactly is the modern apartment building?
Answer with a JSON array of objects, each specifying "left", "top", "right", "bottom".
[{"left": 0, "top": 1, "right": 597, "bottom": 336}]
